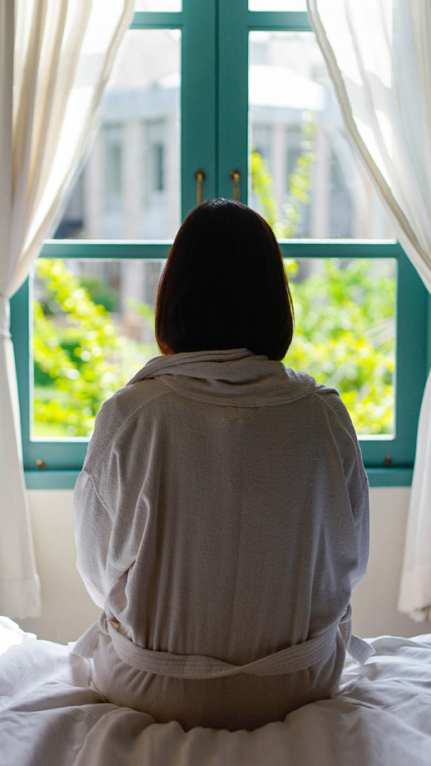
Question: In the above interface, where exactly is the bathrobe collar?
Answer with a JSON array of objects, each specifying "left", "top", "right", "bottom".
[{"left": 128, "top": 348, "right": 317, "bottom": 407}]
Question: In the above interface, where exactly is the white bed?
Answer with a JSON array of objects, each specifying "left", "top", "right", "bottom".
[{"left": 0, "top": 618, "right": 430, "bottom": 766}]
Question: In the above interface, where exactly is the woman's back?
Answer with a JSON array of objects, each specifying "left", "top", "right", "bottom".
[{"left": 73, "top": 349, "right": 369, "bottom": 730}]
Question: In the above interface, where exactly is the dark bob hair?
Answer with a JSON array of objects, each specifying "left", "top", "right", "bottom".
[{"left": 156, "top": 199, "right": 294, "bottom": 361}]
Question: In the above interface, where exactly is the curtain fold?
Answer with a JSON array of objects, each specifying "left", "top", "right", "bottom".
[
  {"left": 306, "top": 0, "right": 431, "bottom": 621},
  {"left": 0, "top": 0, "right": 134, "bottom": 620}
]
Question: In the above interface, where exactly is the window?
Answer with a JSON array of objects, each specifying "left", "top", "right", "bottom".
[
  {"left": 10, "top": 0, "right": 429, "bottom": 489},
  {"left": 104, "top": 125, "right": 124, "bottom": 212}
]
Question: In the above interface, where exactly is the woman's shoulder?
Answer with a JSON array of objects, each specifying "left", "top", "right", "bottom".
[
  {"left": 283, "top": 366, "right": 342, "bottom": 411},
  {"left": 283, "top": 368, "right": 361, "bottom": 454},
  {"left": 310, "top": 380, "right": 357, "bottom": 436},
  {"left": 83, "top": 378, "right": 170, "bottom": 471},
  {"left": 101, "top": 377, "right": 169, "bottom": 424}
]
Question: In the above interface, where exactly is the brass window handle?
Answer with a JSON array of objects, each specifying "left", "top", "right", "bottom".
[
  {"left": 195, "top": 170, "right": 205, "bottom": 205},
  {"left": 230, "top": 170, "right": 240, "bottom": 201}
]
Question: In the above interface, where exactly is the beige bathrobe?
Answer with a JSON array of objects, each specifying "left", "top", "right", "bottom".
[{"left": 72, "top": 349, "right": 371, "bottom": 730}]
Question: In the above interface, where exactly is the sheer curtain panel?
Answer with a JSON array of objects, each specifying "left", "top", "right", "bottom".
[
  {"left": 0, "top": 0, "right": 134, "bottom": 619},
  {"left": 306, "top": 0, "right": 431, "bottom": 621}
]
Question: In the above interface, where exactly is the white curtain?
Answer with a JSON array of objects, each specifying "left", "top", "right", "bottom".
[
  {"left": 0, "top": 0, "right": 134, "bottom": 619},
  {"left": 306, "top": 0, "right": 431, "bottom": 621}
]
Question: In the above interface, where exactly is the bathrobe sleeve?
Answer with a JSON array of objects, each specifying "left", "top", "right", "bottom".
[
  {"left": 339, "top": 400, "right": 369, "bottom": 592},
  {"left": 339, "top": 402, "right": 369, "bottom": 592},
  {"left": 74, "top": 469, "right": 118, "bottom": 608},
  {"left": 349, "top": 475, "right": 370, "bottom": 592},
  {"left": 73, "top": 389, "right": 152, "bottom": 608},
  {"left": 318, "top": 387, "right": 370, "bottom": 592}
]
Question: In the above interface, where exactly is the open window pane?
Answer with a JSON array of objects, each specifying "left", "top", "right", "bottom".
[
  {"left": 284, "top": 258, "right": 396, "bottom": 436},
  {"left": 32, "top": 259, "right": 165, "bottom": 438},
  {"left": 31, "top": 256, "right": 395, "bottom": 439},
  {"left": 55, "top": 29, "right": 181, "bottom": 241},
  {"left": 249, "top": 32, "right": 394, "bottom": 239}
]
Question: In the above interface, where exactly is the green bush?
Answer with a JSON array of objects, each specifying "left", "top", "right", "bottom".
[
  {"left": 79, "top": 274, "right": 117, "bottom": 313},
  {"left": 284, "top": 259, "right": 394, "bottom": 434},
  {"left": 33, "top": 253, "right": 395, "bottom": 437},
  {"left": 33, "top": 259, "right": 158, "bottom": 436},
  {"left": 251, "top": 117, "right": 395, "bottom": 435}
]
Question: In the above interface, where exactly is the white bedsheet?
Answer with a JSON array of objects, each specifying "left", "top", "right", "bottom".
[{"left": 0, "top": 618, "right": 430, "bottom": 766}]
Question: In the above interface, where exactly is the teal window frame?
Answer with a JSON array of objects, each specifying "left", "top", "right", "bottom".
[{"left": 10, "top": 1, "right": 430, "bottom": 489}]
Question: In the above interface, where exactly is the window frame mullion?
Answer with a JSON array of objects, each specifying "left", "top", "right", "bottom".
[
  {"left": 217, "top": 0, "right": 249, "bottom": 201},
  {"left": 182, "top": 0, "right": 217, "bottom": 214}
]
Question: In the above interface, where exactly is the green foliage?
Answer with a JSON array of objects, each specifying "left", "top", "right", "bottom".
[
  {"left": 33, "top": 260, "right": 158, "bottom": 436},
  {"left": 283, "top": 259, "right": 395, "bottom": 434},
  {"left": 33, "top": 255, "right": 395, "bottom": 439},
  {"left": 251, "top": 118, "right": 395, "bottom": 435},
  {"left": 250, "top": 151, "right": 278, "bottom": 227},
  {"left": 79, "top": 274, "right": 117, "bottom": 313},
  {"left": 251, "top": 113, "right": 315, "bottom": 239}
]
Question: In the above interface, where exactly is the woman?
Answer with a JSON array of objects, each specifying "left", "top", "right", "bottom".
[{"left": 72, "top": 199, "right": 371, "bottom": 731}]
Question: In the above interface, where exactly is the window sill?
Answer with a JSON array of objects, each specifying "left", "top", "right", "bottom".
[{"left": 24, "top": 467, "right": 414, "bottom": 491}]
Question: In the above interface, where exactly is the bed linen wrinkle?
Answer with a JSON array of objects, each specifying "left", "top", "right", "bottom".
[{"left": 2, "top": 622, "right": 431, "bottom": 765}]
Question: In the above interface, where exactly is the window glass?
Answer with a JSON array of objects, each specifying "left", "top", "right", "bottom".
[
  {"left": 55, "top": 30, "right": 181, "bottom": 241},
  {"left": 32, "top": 259, "right": 164, "bottom": 438},
  {"left": 104, "top": 124, "right": 124, "bottom": 216},
  {"left": 284, "top": 258, "right": 396, "bottom": 436},
  {"left": 31, "top": 257, "right": 395, "bottom": 439},
  {"left": 249, "top": 32, "right": 394, "bottom": 239}
]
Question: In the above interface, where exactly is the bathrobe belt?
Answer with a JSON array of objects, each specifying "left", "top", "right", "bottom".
[{"left": 72, "top": 605, "right": 373, "bottom": 679}]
